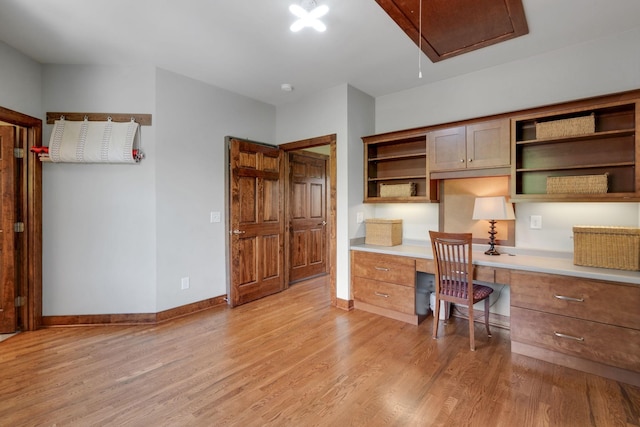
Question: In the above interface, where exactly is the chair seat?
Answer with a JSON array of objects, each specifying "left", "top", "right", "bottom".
[
  {"left": 440, "top": 281, "right": 494, "bottom": 303},
  {"left": 472, "top": 284, "right": 494, "bottom": 303}
]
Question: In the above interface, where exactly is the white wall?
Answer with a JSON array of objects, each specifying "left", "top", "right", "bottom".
[
  {"left": 374, "top": 27, "right": 640, "bottom": 252},
  {"left": 0, "top": 42, "right": 42, "bottom": 119},
  {"left": 42, "top": 65, "right": 158, "bottom": 315},
  {"left": 276, "top": 84, "right": 375, "bottom": 301},
  {"left": 155, "top": 69, "right": 275, "bottom": 311}
]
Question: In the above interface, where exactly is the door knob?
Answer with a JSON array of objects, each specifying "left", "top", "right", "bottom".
[
  {"left": 318, "top": 221, "right": 327, "bottom": 226},
  {"left": 232, "top": 229, "right": 245, "bottom": 235}
]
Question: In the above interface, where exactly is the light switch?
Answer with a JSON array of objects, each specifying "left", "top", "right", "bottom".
[
  {"left": 356, "top": 212, "right": 364, "bottom": 224},
  {"left": 530, "top": 215, "right": 542, "bottom": 229},
  {"left": 210, "top": 211, "right": 221, "bottom": 223}
]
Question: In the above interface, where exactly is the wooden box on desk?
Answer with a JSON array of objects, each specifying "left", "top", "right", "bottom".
[
  {"left": 573, "top": 226, "right": 640, "bottom": 271},
  {"left": 365, "top": 219, "right": 402, "bottom": 246}
]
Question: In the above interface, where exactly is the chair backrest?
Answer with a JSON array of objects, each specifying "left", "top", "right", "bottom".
[{"left": 429, "top": 231, "right": 474, "bottom": 301}]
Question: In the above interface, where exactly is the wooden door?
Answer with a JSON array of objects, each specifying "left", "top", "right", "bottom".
[
  {"left": 289, "top": 151, "right": 328, "bottom": 283},
  {"left": 0, "top": 126, "right": 17, "bottom": 333},
  {"left": 228, "top": 138, "right": 285, "bottom": 307},
  {"left": 427, "top": 126, "right": 467, "bottom": 171}
]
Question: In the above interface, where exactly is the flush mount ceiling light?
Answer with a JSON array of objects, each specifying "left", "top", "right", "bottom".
[{"left": 289, "top": 0, "right": 329, "bottom": 32}]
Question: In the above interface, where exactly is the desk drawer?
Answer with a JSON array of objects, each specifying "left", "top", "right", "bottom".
[
  {"left": 352, "top": 251, "right": 415, "bottom": 286},
  {"left": 511, "top": 307, "right": 640, "bottom": 372},
  {"left": 475, "top": 265, "right": 511, "bottom": 284},
  {"left": 510, "top": 270, "right": 640, "bottom": 329},
  {"left": 352, "top": 277, "right": 415, "bottom": 315}
]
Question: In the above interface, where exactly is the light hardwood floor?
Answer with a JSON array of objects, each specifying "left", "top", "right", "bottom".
[{"left": 1, "top": 276, "right": 638, "bottom": 426}]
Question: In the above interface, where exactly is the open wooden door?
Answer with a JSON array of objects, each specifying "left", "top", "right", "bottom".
[
  {"left": 0, "top": 126, "right": 18, "bottom": 333},
  {"left": 228, "top": 138, "right": 285, "bottom": 306},
  {"left": 288, "top": 151, "right": 328, "bottom": 283}
]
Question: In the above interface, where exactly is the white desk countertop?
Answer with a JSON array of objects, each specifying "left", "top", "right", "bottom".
[{"left": 351, "top": 241, "right": 640, "bottom": 286}]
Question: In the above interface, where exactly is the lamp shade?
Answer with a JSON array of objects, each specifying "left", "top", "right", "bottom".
[{"left": 472, "top": 196, "right": 516, "bottom": 220}]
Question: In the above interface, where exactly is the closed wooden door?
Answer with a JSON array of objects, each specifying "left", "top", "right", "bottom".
[
  {"left": 289, "top": 151, "right": 328, "bottom": 283},
  {"left": 228, "top": 138, "right": 285, "bottom": 306},
  {"left": 0, "top": 126, "right": 17, "bottom": 333}
]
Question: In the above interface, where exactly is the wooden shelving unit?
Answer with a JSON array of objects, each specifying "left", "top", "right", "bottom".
[
  {"left": 512, "top": 101, "right": 639, "bottom": 201},
  {"left": 363, "top": 134, "right": 437, "bottom": 203}
]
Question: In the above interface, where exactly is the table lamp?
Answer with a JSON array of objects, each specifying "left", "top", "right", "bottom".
[{"left": 472, "top": 196, "right": 516, "bottom": 255}]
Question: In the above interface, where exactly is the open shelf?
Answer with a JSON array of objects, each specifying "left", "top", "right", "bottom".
[{"left": 512, "top": 101, "right": 639, "bottom": 200}]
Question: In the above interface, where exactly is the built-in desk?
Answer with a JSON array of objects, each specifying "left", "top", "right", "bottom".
[{"left": 350, "top": 242, "right": 640, "bottom": 387}]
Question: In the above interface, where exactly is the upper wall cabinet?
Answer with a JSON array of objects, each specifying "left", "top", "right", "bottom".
[
  {"left": 512, "top": 99, "right": 639, "bottom": 201},
  {"left": 363, "top": 132, "right": 437, "bottom": 203},
  {"left": 428, "top": 119, "right": 510, "bottom": 172}
]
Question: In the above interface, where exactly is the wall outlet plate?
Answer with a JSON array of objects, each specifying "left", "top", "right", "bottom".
[{"left": 530, "top": 215, "right": 542, "bottom": 229}]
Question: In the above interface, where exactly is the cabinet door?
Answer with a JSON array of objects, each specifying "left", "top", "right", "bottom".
[
  {"left": 466, "top": 119, "right": 510, "bottom": 169},
  {"left": 428, "top": 126, "right": 466, "bottom": 171}
]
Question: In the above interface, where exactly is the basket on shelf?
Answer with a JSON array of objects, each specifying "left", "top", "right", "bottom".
[
  {"left": 573, "top": 226, "right": 640, "bottom": 271},
  {"left": 365, "top": 219, "right": 403, "bottom": 246},
  {"left": 380, "top": 182, "right": 416, "bottom": 198},
  {"left": 536, "top": 113, "right": 595, "bottom": 139},
  {"left": 546, "top": 173, "right": 608, "bottom": 194}
]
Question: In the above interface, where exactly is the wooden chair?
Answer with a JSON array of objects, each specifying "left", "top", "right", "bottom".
[{"left": 429, "top": 231, "right": 494, "bottom": 351}]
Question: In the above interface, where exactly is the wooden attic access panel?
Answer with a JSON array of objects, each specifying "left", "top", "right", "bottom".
[{"left": 375, "top": 0, "right": 529, "bottom": 62}]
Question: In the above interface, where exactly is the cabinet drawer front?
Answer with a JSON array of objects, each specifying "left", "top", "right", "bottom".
[
  {"left": 352, "top": 251, "right": 415, "bottom": 286},
  {"left": 353, "top": 277, "right": 415, "bottom": 315},
  {"left": 510, "top": 270, "right": 640, "bottom": 329},
  {"left": 511, "top": 307, "right": 640, "bottom": 372}
]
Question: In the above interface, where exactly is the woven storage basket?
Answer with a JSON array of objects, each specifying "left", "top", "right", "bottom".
[
  {"left": 365, "top": 219, "right": 402, "bottom": 246},
  {"left": 380, "top": 183, "right": 416, "bottom": 198},
  {"left": 536, "top": 113, "right": 595, "bottom": 139},
  {"left": 573, "top": 226, "right": 640, "bottom": 271},
  {"left": 546, "top": 173, "right": 608, "bottom": 194}
]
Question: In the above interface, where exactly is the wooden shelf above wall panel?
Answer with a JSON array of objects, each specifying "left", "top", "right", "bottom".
[{"left": 46, "top": 112, "right": 152, "bottom": 126}]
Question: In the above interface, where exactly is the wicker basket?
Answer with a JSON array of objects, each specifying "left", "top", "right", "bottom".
[
  {"left": 365, "top": 219, "right": 403, "bottom": 246},
  {"left": 536, "top": 113, "right": 595, "bottom": 139},
  {"left": 380, "top": 183, "right": 416, "bottom": 198},
  {"left": 546, "top": 173, "right": 608, "bottom": 194},
  {"left": 573, "top": 226, "right": 640, "bottom": 271}
]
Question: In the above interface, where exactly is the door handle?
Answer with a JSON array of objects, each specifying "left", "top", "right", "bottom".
[
  {"left": 232, "top": 229, "right": 246, "bottom": 235},
  {"left": 317, "top": 221, "right": 327, "bottom": 226}
]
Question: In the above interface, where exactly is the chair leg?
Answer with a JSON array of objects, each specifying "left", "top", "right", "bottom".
[
  {"left": 432, "top": 296, "right": 440, "bottom": 340},
  {"left": 468, "top": 304, "right": 475, "bottom": 351},
  {"left": 484, "top": 298, "right": 492, "bottom": 338}
]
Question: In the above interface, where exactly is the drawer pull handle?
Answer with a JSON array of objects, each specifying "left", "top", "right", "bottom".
[
  {"left": 554, "top": 294, "right": 584, "bottom": 302},
  {"left": 554, "top": 331, "right": 584, "bottom": 342},
  {"left": 374, "top": 292, "right": 390, "bottom": 298},
  {"left": 374, "top": 266, "right": 390, "bottom": 272}
]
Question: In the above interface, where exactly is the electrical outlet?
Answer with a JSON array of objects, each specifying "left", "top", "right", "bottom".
[
  {"left": 181, "top": 277, "right": 190, "bottom": 290},
  {"left": 530, "top": 215, "right": 542, "bottom": 229}
]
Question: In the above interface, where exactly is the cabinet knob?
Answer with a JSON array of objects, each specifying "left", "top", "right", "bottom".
[
  {"left": 468, "top": 158, "right": 472, "bottom": 162},
  {"left": 459, "top": 159, "right": 464, "bottom": 162}
]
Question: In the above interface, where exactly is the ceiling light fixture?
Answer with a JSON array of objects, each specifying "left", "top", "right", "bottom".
[{"left": 289, "top": 0, "right": 329, "bottom": 33}]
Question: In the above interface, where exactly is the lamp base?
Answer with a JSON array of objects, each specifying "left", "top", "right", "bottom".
[
  {"left": 485, "top": 219, "right": 500, "bottom": 255},
  {"left": 484, "top": 247, "right": 501, "bottom": 256}
]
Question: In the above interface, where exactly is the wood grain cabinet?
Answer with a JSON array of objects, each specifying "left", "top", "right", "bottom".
[
  {"left": 510, "top": 270, "right": 640, "bottom": 386},
  {"left": 351, "top": 250, "right": 426, "bottom": 325},
  {"left": 512, "top": 99, "right": 639, "bottom": 201},
  {"left": 428, "top": 119, "right": 510, "bottom": 172}
]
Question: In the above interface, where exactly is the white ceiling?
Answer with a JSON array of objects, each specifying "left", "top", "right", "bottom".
[{"left": 1, "top": 0, "right": 639, "bottom": 107}]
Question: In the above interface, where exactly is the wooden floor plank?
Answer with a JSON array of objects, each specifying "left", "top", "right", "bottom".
[{"left": 0, "top": 276, "right": 638, "bottom": 426}]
